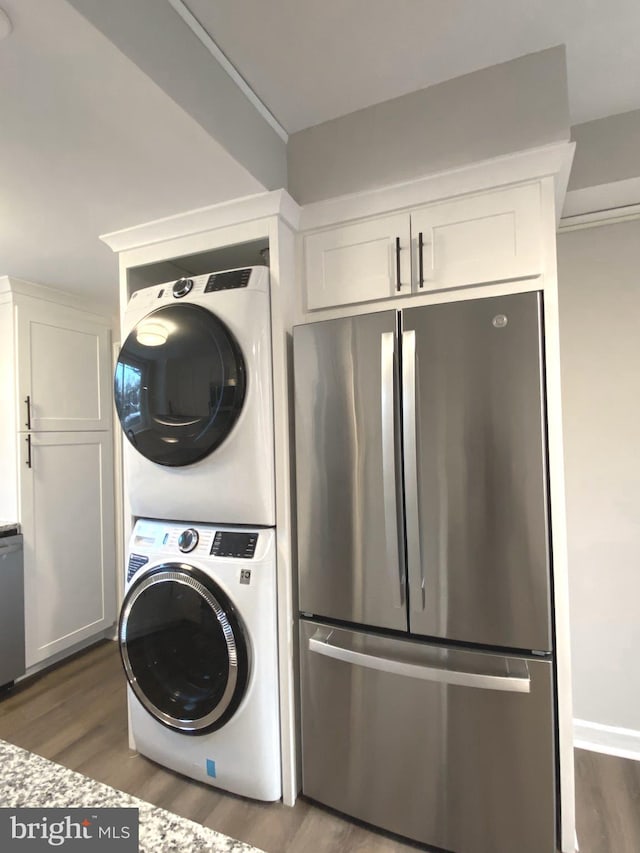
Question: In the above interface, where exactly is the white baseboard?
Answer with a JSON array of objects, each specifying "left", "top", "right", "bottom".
[{"left": 574, "top": 718, "right": 640, "bottom": 761}]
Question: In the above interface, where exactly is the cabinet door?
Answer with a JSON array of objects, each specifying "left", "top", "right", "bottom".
[
  {"left": 20, "top": 431, "right": 116, "bottom": 668},
  {"left": 304, "top": 214, "right": 411, "bottom": 310},
  {"left": 411, "top": 183, "right": 542, "bottom": 292},
  {"left": 16, "top": 299, "right": 111, "bottom": 432}
]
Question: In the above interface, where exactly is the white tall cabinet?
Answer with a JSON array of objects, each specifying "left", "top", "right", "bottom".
[{"left": 0, "top": 277, "right": 116, "bottom": 671}]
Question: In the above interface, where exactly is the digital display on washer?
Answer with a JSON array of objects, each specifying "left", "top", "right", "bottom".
[
  {"left": 210, "top": 531, "right": 258, "bottom": 558},
  {"left": 205, "top": 269, "right": 252, "bottom": 292}
]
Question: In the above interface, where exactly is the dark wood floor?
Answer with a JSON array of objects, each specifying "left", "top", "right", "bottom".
[{"left": 0, "top": 640, "right": 637, "bottom": 853}]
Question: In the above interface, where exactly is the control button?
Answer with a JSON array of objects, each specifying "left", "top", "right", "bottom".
[
  {"left": 172, "top": 278, "right": 193, "bottom": 298},
  {"left": 178, "top": 528, "right": 199, "bottom": 553}
]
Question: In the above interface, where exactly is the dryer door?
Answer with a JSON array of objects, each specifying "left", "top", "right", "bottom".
[
  {"left": 114, "top": 303, "right": 246, "bottom": 467},
  {"left": 119, "top": 564, "right": 249, "bottom": 733}
]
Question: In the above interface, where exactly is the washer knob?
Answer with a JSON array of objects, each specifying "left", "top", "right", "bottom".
[
  {"left": 178, "top": 528, "right": 199, "bottom": 553},
  {"left": 173, "top": 278, "right": 193, "bottom": 298}
]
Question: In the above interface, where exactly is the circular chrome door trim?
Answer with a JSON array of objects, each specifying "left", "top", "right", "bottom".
[{"left": 119, "top": 566, "right": 241, "bottom": 733}]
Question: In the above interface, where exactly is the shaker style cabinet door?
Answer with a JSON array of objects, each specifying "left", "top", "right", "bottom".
[
  {"left": 16, "top": 298, "right": 112, "bottom": 432},
  {"left": 19, "top": 431, "right": 116, "bottom": 668},
  {"left": 304, "top": 214, "right": 411, "bottom": 310},
  {"left": 410, "top": 183, "right": 542, "bottom": 293}
]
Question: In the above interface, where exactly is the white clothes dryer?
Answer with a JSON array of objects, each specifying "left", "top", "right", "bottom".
[
  {"left": 114, "top": 266, "right": 275, "bottom": 526},
  {"left": 119, "top": 518, "right": 281, "bottom": 801}
]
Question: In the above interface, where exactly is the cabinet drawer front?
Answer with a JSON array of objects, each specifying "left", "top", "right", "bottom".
[
  {"left": 300, "top": 619, "right": 556, "bottom": 853},
  {"left": 304, "top": 214, "right": 411, "bottom": 310},
  {"left": 412, "top": 183, "right": 542, "bottom": 291}
]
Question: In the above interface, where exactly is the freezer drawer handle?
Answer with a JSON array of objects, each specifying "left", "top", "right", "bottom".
[
  {"left": 309, "top": 634, "right": 531, "bottom": 693},
  {"left": 380, "top": 331, "right": 405, "bottom": 608}
]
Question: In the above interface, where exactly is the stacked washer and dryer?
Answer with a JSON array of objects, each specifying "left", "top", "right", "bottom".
[{"left": 113, "top": 266, "right": 281, "bottom": 801}]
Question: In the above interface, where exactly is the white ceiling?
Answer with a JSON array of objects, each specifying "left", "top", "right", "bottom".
[
  {"left": 185, "top": 0, "right": 640, "bottom": 132},
  {"left": 0, "top": 0, "right": 262, "bottom": 312},
  {"left": 2, "top": 0, "right": 640, "bottom": 310}
]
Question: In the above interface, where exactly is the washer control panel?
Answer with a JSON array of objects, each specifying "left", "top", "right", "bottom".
[{"left": 210, "top": 531, "right": 258, "bottom": 559}]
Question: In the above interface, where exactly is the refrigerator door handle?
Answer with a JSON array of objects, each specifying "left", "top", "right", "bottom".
[
  {"left": 309, "top": 632, "right": 531, "bottom": 694},
  {"left": 402, "top": 329, "right": 425, "bottom": 610},
  {"left": 381, "top": 331, "right": 405, "bottom": 607}
]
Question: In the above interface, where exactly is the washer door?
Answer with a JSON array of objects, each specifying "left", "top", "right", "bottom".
[
  {"left": 114, "top": 303, "right": 246, "bottom": 467},
  {"left": 119, "top": 564, "right": 249, "bottom": 733}
]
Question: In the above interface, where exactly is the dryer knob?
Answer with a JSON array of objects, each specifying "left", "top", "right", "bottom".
[
  {"left": 178, "top": 528, "right": 199, "bottom": 553},
  {"left": 173, "top": 278, "right": 193, "bottom": 298}
]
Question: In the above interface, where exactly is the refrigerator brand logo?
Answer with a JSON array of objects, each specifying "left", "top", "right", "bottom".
[{"left": 0, "top": 809, "right": 138, "bottom": 850}]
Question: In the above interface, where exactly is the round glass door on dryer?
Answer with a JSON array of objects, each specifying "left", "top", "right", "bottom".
[
  {"left": 119, "top": 564, "right": 249, "bottom": 733},
  {"left": 114, "top": 267, "right": 275, "bottom": 526}
]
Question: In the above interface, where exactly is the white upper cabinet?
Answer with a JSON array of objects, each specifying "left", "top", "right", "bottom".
[
  {"left": 410, "top": 183, "right": 541, "bottom": 293},
  {"left": 16, "top": 298, "right": 112, "bottom": 432},
  {"left": 303, "top": 183, "right": 542, "bottom": 311},
  {"left": 304, "top": 213, "right": 411, "bottom": 310}
]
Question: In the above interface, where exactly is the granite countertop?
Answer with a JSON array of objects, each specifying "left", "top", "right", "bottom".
[
  {"left": 0, "top": 740, "right": 264, "bottom": 853},
  {"left": 0, "top": 522, "right": 20, "bottom": 537}
]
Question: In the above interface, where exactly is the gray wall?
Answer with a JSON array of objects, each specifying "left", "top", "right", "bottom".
[
  {"left": 557, "top": 219, "right": 640, "bottom": 730},
  {"left": 288, "top": 46, "right": 570, "bottom": 204},
  {"left": 66, "top": 0, "right": 287, "bottom": 191},
  {"left": 569, "top": 109, "right": 640, "bottom": 190}
]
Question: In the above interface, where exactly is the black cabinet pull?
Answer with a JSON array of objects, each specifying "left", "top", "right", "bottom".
[
  {"left": 418, "top": 232, "right": 425, "bottom": 289},
  {"left": 25, "top": 395, "right": 31, "bottom": 429},
  {"left": 395, "top": 237, "right": 401, "bottom": 291},
  {"left": 25, "top": 435, "right": 32, "bottom": 469}
]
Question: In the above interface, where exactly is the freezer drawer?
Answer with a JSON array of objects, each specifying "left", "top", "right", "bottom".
[{"left": 300, "top": 620, "right": 557, "bottom": 853}]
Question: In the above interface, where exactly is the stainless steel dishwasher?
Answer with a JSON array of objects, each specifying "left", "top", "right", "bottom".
[{"left": 0, "top": 525, "right": 25, "bottom": 689}]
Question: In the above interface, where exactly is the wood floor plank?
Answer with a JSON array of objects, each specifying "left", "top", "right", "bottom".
[{"left": 1, "top": 640, "right": 639, "bottom": 853}]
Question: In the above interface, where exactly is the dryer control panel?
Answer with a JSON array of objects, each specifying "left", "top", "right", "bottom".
[{"left": 204, "top": 268, "right": 252, "bottom": 292}]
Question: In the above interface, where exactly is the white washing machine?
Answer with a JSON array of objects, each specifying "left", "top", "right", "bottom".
[
  {"left": 114, "top": 266, "right": 275, "bottom": 526},
  {"left": 118, "top": 518, "right": 281, "bottom": 801}
]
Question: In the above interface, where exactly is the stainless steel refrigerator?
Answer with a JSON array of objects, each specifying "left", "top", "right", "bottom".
[{"left": 294, "top": 292, "right": 559, "bottom": 853}]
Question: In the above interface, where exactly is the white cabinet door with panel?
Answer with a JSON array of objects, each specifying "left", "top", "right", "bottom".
[
  {"left": 20, "top": 431, "right": 116, "bottom": 668},
  {"left": 16, "top": 298, "right": 112, "bottom": 432},
  {"left": 303, "top": 183, "right": 543, "bottom": 311},
  {"left": 411, "top": 184, "right": 542, "bottom": 293},
  {"left": 304, "top": 213, "right": 411, "bottom": 310}
]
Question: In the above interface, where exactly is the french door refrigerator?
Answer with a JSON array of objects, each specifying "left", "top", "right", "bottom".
[{"left": 294, "top": 292, "right": 558, "bottom": 853}]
